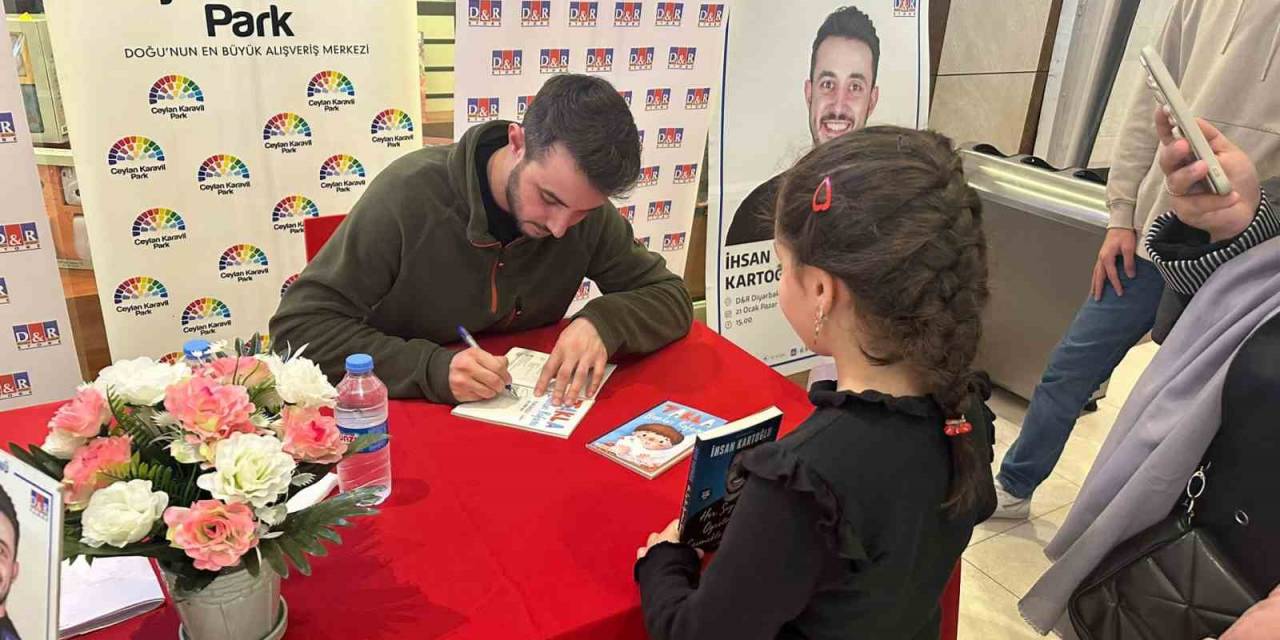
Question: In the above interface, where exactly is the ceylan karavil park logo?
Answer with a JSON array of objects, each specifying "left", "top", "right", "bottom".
[
  {"left": 149, "top": 75, "right": 206, "bottom": 120},
  {"left": 262, "top": 112, "right": 314, "bottom": 155},
  {"left": 113, "top": 276, "right": 169, "bottom": 317},
  {"left": 108, "top": 136, "right": 167, "bottom": 180}
]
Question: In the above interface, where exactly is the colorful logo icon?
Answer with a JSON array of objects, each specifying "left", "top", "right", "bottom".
[
  {"left": 29, "top": 491, "right": 49, "bottom": 520},
  {"left": 108, "top": 136, "right": 168, "bottom": 179},
  {"left": 586, "top": 47, "right": 614, "bottom": 72},
  {"left": 149, "top": 75, "right": 206, "bottom": 120},
  {"left": 262, "top": 113, "right": 314, "bottom": 154},
  {"left": 648, "top": 200, "right": 673, "bottom": 220},
  {"left": 614, "top": 1, "right": 642, "bottom": 26},
  {"left": 197, "top": 154, "right": 251, "bottom": 195},
  {"left": 618, "top": 205, "right": 636, "bottom": 222},
  {"left": 149, "top": 74, "right": 204, "bottom": 104},
  {"left": 272, "top": 195, "right": 319, "bottom": 234},
  {"left": 521, "top": 0, "right": 550, "bottom": 26},
  {"left": 13, "top": 320, "right": 62, "bottom": 350},
  {"left": 158, "top": 351, "right": 183, "bottom": 365},
  {"left": 280, "top": 273, "right": 299, "bottom": 297},
  {"left": 307, "top": 71, "right": 357, "bottom": 112},
  {"left": 319, "top": 154, "right": 368, "bottom": 193},
  {"left": 492, "top": 49, "right": 523, "bottom": 75},
  {"left": 467, "top": 97, "right": 501, "bottom": 122},
  {"left": 307, "top": 70, "right": 356, "bottom": 97},
  {"left": 895, "top": 0, "right": 918, "bottom": 18},
  {"left": 629, "top": 46, "right": 654, "bottom": 70},
  {"left": 698, "top": 3, "right": 724, "bottom": 26},
  {"left": 574, "top": 280, "right": 593, "bottom": 301},
  {"left": 638, "top": 165, "right": 660, "bottom": 187},
  {"left": 662, "top": 232, "right": 687, "bottom": 251},
  {"left": 469, "top": 0, "right": 503, "bottom": 25},
  {"left": 637, "top": 236, "right": 651, "bottom": 249},
  {"left": 674, "top": 163, "right": 698, "bottom": 184},
  {"left": 370, "top": 108, "right": 416, "bottom": 148},
  {"left": 114, "top": 276, "right": 170, "bottom": 316},
  {"left": 0, "top": 371, "right": 32, "bottom": 400},
  {"left": 131, "top": 208, "right": 187, "bottom": 250},
  {"left": 658, "top": 127, "right": 684, "bottom": 148},
  {"left": 0, "top": 223, "right": 39, "bottom": 253},
  {"left": 569, "top": 1, "right": 598, "bottom": 26},
  {"left": 618, "top": 90, "right": 633, "bottom": 106},
  {"left": 540, "top": 48, "right": 570, "bottom": 73},
  {"left": 219, "top": 244, "right": 270, "bottom": 283},
  {"left": 181, "top": 297, "right": 233, "bottom": 337},
  {"left": 656, "top": 2, "right": 684, "bottom": 26},
  {"left": 645, "top": 87, "right": 671, "bottom": 110},
  {"left": 638, "top": 129, "right": 645, "bottom": 147},
  {"left": 686, "top": 87, "right": 711, "bottom": 109},
  {"left": 668, "top": 46, "right": 697, "bottom": 69},
  {"left": 516, "top": 95, "right": 536, "bottom": 121},
  {"left": 0, "top": 112, "right": 16, "bottom": 144},
  {"left": 0, "top": 277, "right": 8, "bottom": 305}
]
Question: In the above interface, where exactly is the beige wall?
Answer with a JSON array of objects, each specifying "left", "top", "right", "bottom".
[{"left": 929, "top": 0, "right": 1058, "bottom": 155}]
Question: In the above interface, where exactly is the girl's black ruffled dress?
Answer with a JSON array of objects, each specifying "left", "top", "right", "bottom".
[{"left": 635, "top": 381, "right": 995, "bottom": 640}]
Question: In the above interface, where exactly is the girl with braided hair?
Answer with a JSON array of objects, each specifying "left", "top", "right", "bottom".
[{"left": 634, "top": 126, "right": 997, "bottom": 639}]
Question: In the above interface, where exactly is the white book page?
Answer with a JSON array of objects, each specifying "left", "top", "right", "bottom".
[
  {"left": 59, "top": 557, "right": 164, "bottom": 637},
  {"left": 451, "top": 348, "right": 617, "bottom": 438}
]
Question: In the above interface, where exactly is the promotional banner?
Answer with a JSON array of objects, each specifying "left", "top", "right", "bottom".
[
  {"left": 453, "top": 0, "right": 730, "bottom": 313},
  {"left": 707, "top": 0, "right": 930, "bottom": 374},
  {"left": 47, "top": 0, "right": 421, "bottom": 362},
  {"left": 0, "top": 5, "right": 83, "bottom": 410}
]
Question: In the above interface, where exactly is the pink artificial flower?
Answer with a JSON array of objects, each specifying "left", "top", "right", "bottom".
[
  {"left": 163, "top": 499, "right": 258, "bottom": 571},
  {"left": 199, "top": 356, "right": 273, "bottom": 388},
  {"left": 280, "top": 407, "right": 347, "bottom": 464},
  {"left": 48, "top": 386, "right": 111, "bottom": 439},
  {"left": 62, "top": 435, "right": 133, "bottom": 509},
  {"left": 164, "top": 376, "right": 257, "bottom": 443}
]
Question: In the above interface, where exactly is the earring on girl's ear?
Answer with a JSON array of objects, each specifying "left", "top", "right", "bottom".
[{"left": 814, "top": 308, "right": 826, "bottom": 342}]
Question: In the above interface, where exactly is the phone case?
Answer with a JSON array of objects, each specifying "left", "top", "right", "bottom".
[{"left": 1139, "top": 46, "right": 1231, "bottom": 195}]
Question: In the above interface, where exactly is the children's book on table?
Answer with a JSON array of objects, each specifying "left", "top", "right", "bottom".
[{"left": 586, "top": 401, "right": 728, "bottom": 479}]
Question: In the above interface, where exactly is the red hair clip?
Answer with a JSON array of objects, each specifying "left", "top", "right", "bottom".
[
  {"left": 811, "top": 176, "right": 833, "bottom": 213},
  {"left": 944, "top": 418, "right": 973, "bottom": 437}
]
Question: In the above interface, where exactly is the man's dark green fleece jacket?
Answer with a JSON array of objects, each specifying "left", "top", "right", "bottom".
[{"left": 270, "top": 121, "right": 693, "bottom": 403}]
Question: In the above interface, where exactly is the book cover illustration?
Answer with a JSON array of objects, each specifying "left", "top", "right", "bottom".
[
  {"left": 0, "top": 449, "right": 64, "bottom": 640},
  {"left": 587, "top": 402, "right": 727, "bottom": 479},
  {"left": 679, "top": 406, "right": 782, "bottom": 549},
  {"left": 451, "top": 348, "right": 615, "bottom": 439}
]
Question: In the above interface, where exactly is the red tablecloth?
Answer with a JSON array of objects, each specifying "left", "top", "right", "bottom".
[{"left": 3, "top": 322, "right": 960, "bottom": 639}]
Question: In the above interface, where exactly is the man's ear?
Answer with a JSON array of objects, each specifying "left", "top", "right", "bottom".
[
  {"left": 508, "top": 123, "right": 527, "bottom": 161},
  {"left": 866, "top": 85, "right": 881, "bottom": 122},
  {"left": 804, "top": 78, "right": 814, "bottom": 109}
]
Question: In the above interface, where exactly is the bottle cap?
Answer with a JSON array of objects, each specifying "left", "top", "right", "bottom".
[
  {"left": 182, "top": 339, "right": 211, "bottom": 359},
  {"left": 345, "top": 353, "right": 374, "bottom": 374}
]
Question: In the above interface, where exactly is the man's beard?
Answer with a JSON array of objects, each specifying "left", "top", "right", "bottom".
[{"left": 504, "top": 160, "right": 551, "bottom": 238}]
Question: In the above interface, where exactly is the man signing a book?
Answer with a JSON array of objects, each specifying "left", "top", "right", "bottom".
[{"left": 272, "top": 74, "right": 692, "bottom": 406}]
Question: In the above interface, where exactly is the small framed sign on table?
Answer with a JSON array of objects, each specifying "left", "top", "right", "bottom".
[{"left": 0, "top": 449, "right": 63, "bottom": 640}]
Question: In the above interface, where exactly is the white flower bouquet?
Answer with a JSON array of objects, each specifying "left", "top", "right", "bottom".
[{"left": 10, "top": 337, "right": 384, "bottom": 592}]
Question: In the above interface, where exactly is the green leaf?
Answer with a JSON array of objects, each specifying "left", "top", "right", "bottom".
[
  {"left": 9, "top": 444, "right": 66, "bottom": 481},
  {"left": 255, "top": 487, "right": 380, "bottom": 579},
  {"left": 341, "top": 434, "right": 388, "bottom": 460},
  {"left": 243, "top": 549, "right": 262, "bottom": 578}
]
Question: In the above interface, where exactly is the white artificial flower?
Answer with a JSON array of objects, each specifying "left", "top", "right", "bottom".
[
  {"left": 42, "top": 430, "right": 87, "bottom": 459},
  {"left": 197, "top": 433, "right": 296, "bottom": 508},
  {"left": 80, "top": 480, "right": 168, "bottom": 548},
  {"left": 258, "top": 352, "right": 336, "bottom": 409},
  {"left": 169, "top": 438, "right": 204, "bottom": 465},
  {"left": 95, "top": 357, "right": 191, "bottom": 406}
]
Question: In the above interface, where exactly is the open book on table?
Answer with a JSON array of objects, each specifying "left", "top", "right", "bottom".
[{"left": 451, "top": 347, "right": 617, "bottom": 438}]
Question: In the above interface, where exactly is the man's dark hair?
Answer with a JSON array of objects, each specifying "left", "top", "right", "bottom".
[
  {"left": 0, "top": 484, "right": 17, "bottom": 552},
  {"left": 522, "top": 74, "right": 642, "bottom": 196},
  {"left": 809, "top": 6, "right": 881, "bottom": 86}
]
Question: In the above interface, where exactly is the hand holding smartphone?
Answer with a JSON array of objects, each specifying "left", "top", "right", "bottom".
[{"left": 1139, "top": 46, "right": 1231, "bottom": 195}]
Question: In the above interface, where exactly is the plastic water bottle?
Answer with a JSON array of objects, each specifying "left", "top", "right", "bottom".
[
  {"left": 182, "top": 339, "right": 213, "bottom": 367},
  {"left": 335, "top": 353, "right": 392, "bottom": 504}
]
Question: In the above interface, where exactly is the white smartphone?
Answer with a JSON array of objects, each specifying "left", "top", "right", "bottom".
[{"left": 1138, "top": 46, "right": 1231, "bottom": 195}]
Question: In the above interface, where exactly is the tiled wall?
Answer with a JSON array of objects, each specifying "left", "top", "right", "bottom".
[{"left": 929, "top": 0, "right": 1061, "bottom": 156}]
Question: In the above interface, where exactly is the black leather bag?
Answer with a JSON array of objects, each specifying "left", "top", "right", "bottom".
[{"left": 1068, "top": 466, "right": 1261, "bottom": 640}]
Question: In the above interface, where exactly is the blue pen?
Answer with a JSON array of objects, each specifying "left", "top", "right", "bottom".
[{"left": 457, "top": 326, "right": 518, "bottom": 399}]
